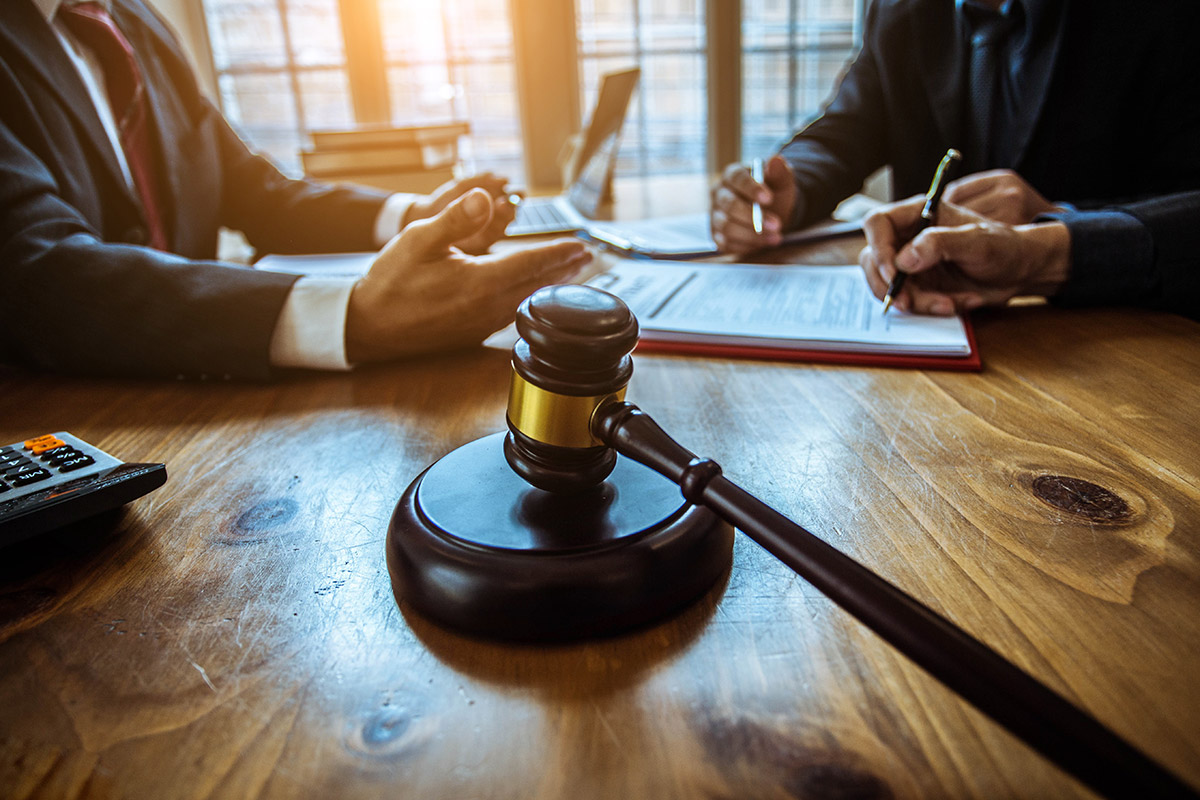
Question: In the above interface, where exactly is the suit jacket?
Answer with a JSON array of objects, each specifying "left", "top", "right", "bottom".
[
  {"left": 780, "top": 0, "right": 1200, "bottom": 228},
  {"left": 0, "top": 0, "right": 390, "bottom": 379},
  {"left": 1054, "top": 191, "right": 1200, "bottom": 319}
]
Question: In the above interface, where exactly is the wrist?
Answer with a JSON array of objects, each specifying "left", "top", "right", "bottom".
[
  {"left": 1016, "top": 221, "right": 1071, "bottom": 296},
  {"left": 345, "top": 279, "right": 387, "bottom": 364}
]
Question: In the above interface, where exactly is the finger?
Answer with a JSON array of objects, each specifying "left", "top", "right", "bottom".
[
  {"left": 860, "top": 197, "right": 924, "bottom": 280},
  {"left": 459, "top": 172, "right": 508, "bottom": 197},
  {"left": 475, "top": 239, "right": 591, "bottom": 288},
  {"left": 455, "top": 197, "right": 521, "bottom": 255},
  {"left": 491, "top": 195, "right": 517, "bottom": 227},
  {"left": 944, "top": 182, "right": 1022, "bottom": 224},
  {"left": 405, "top": 188, "right": 493, "bottom": 255},
  {"left": 720, "top": 162, "right": 770, "bottom": 205},
  {"left": 943, "top": 170, "right": 1009, "bottom": 205},
  {"left": 903, "top": 285, "right": 990, "bottom": 316},
  {"left": 858, "top": 245, "right": 890, "bottom": 300},
  {"left": 896, "top": 223, "right": 995, "bottom": 277},
  {"left": 713, "top": 186, "right": 780, "bottom": 234},
  {"left": 764, "top": 154, "right": 791, "bottom": 193},
  {"left": 712, "top": 209, "right": 781, "bottom": 254},
  {"left": 901, "top": 285, "right": 959, "bottom": 316},
  {"left": 454, "top": 258, "right": 595, "bottom": 345}
]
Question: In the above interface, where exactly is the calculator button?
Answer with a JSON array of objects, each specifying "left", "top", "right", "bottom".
[
  {"left": 0, "top": 450, "right": 23, "bottom": 465},
  {"left": 28, "top": 438, "right": 67, "bottom": 456},
  {"left": 23, "top": 434, "right": 60, "bottom": 448},
  {"left": 57, "top": 455, "right": 96, "bottom": 473},
  {"left": 11, "top": 467, "right": 52, "bottom": 486},
  {"left": 45, "top": 448, "right": 81, "bottom": 466},
  {"left": 0, "top": 481, "right": 10, "bottom": 492},
  {"left": 2, "top": 457, "right": 35, "bottom": 475}
]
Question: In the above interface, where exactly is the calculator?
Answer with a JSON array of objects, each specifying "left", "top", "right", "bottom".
[{"left": 0, "top": 432, "right": 167, "bottom": 547}]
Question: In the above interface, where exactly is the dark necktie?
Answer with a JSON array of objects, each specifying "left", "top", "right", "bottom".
[
  {"left": 963, "top": 4, "right": 1019, "bottom": 171},
  {"left": 59, "top": 2, "right": 169, "bottom": 250}
]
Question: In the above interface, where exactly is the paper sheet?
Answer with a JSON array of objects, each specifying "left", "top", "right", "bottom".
[{"left": 587, "top": 260, "right": 971, "bottom": 355}]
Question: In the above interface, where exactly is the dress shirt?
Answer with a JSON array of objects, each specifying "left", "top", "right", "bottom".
[{"left": 36, "top": 0, "right": 416, "bottom": 371}]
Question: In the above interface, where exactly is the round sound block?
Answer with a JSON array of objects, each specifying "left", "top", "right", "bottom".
[{"left": 387, "top": 433, "right": 734, "bottom": 641}]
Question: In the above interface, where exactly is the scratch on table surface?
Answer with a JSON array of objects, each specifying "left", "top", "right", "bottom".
[
  {"left": 192, "top": 660, "right": 218, "bottom": 693},
  {"left": 592, "top": 701, "right": 624, "bottom": 749}
]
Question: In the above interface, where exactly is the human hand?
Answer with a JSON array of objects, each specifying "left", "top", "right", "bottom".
[
  {"left": 710, "top": 154, "right": 800, "bottom": 254},
  {"left": 404, "top": 172, "right": 518, "bottom": 255},
  {"left": 347, "top": 189, "right": 592, "bottom": 363},
  {"left": 859, "top": 196, "right": 1071, "bottom": 315},
  {"left": 943, "top": 169, "right": 1062, "bottom": 225}
]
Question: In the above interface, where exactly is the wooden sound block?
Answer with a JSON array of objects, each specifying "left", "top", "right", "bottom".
[{"left": 387, "top": 432, "right": 734, "bottom": 641}]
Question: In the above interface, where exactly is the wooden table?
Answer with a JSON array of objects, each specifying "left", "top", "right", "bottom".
[{"left": 3, "top": 226, "right": 1200, "bottom": 799}]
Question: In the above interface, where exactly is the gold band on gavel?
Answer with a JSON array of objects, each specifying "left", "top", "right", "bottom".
[{"left": 506, "top": 371, "right": 626, "bottom": 448}]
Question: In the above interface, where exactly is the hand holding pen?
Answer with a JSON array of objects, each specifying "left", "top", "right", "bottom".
[
  {"left": 710, "top": 155, "right": 800, "bottom": 254},
  {"left": 881, "top": 149, "right": 962, "bottom": 313}
]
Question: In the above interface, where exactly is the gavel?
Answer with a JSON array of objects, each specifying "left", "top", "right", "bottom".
[{"left": 390, "top": 285, "right": 1195, "bottom": 800}]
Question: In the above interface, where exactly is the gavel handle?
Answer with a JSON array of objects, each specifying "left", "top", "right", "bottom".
[{"left": 593, "top": 401, "right": 1196, "bottom": 800}]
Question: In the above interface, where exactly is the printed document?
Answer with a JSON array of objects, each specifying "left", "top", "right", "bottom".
[{"left": 587, "top": 259, "right": 971, "bottom": 356}]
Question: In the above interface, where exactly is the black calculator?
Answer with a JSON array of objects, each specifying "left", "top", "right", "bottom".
[{"left": 0, "top": 432, "right": 167, "bottom": 547}]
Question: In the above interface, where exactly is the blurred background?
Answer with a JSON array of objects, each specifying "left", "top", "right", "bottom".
[{"left": 152, "top": 0, "right": 870, "bottom": 191}]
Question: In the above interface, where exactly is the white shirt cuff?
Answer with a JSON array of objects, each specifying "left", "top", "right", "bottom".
[
  {"left": 375, "top": 193, "right": 421, "bottom": 246},
  {"left": 268, "top": 276, "right": 357, "bottom": 370},
  {"left": 268, "top": 192, "right": 419, "bottom": 371}
]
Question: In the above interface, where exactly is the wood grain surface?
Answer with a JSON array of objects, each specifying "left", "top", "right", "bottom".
[{"left": 2, "top": 238, "right": 1199, "bottom": 799}]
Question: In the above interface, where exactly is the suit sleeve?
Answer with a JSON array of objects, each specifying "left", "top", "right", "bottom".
[
  {"left": 206, "top": 98, "right": 393, "bottom": 256},
  {"left": 776, "top": 0, "right": 891, "bottom": 229},
  {"left": 0, "top": 114, "right": 299, "bottom": 380},
  {"left": 1049, "top": 192, "right": 1200, "bottom": 320}
]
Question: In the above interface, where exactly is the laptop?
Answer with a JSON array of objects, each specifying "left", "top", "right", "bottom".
[{"left": 507, "top": 67, "right": 640, "bottom": 237}]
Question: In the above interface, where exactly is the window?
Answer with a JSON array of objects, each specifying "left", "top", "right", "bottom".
[
  {"left": 203, "top": 0, "right": 521, "bottom": 177},
  {"left": 205, "top": 0, "right": 353, "bottom": 174},
  {"left": 199, "top": 0, "right": 867, "bottom": 183},
  {"left": 377, "top": 0, "right": 523, "bottom": 176},
  {"left": 576, "top": 0, "right": 707, "bottom": 177},
  {"left": 741, "top": 0, "right": 864, "bottom": 160}
]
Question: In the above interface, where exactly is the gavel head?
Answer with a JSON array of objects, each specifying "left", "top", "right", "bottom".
[{"left": 504, "top": 285, "right": 639, "bottom": 493}]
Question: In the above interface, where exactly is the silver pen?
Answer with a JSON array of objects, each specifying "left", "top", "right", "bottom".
[{"left": 751, "top": 157, "right": 764, "bottom": 235}]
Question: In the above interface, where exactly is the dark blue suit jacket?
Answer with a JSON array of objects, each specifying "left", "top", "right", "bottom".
[
  {"left": 1, "top": 0, "right": 389, "bottom": 378},
  {"left": 781, "top": 0, "right": 1200, "bottom": 224},
  {"left": 1054, "top": 191, "right": 1200, "bottom": 319}
]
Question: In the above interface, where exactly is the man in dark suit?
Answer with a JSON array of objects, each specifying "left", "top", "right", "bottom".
[
  {"left": 0, "top": 0, "right": 589, "bottom": 379},
  {"left": 711, "top": 0, "right": 1200, "bottom": 254}
]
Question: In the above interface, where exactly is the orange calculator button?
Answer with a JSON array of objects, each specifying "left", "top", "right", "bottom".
[{"left": 25, "top": 435, "right": 66, "bottom": 455}]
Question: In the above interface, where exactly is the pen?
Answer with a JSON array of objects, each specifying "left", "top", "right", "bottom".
[
  {"left": 882, "top": 148, "right": 962, "bottom": 314},
  {"left": 751, "top": 157, "right": 764, "bottom": 235},
  {"left": 584, "top": 227, "right": 635, "bottom": 253}
]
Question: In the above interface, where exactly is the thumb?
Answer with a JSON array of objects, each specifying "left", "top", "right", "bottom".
[
  {"left": 406, "top": 187, "right": 493, "bottom": 255},
  {"left": 764, "top": 154, "right": 794, "bottom": 197}
]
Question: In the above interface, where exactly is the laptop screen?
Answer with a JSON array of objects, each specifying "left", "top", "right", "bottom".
[{"left": 564, "top": 67, "right": 640, "bottom": 217}]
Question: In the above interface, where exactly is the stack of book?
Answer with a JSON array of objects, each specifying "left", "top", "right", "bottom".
[{"left": 301, "top": 121, "right": 469, "bottom": 193}]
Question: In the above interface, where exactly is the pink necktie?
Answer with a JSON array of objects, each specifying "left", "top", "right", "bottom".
[{"left": 59, "top": 2, "right": 169, "bottom": 250}]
